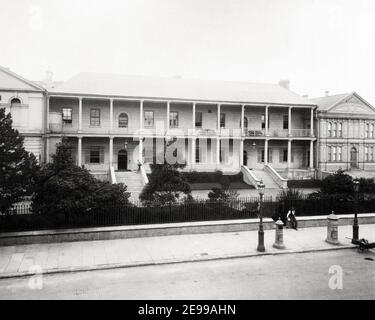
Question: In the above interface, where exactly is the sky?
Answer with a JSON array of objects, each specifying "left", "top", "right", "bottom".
[{"left": 1, "top": 0, "right": 375, "bottom": 103}]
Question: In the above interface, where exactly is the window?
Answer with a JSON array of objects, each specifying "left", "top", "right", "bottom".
[
  {"left": 282, "top": 149, "right": 288, "bottom": 162},
  {"left": 10, "top": 98, "right": 21, "bottom": 105},
  {"left": 220, "top": 113, "right": 226, "bottom": 128},
  {"left": 0, "top": 95, "right": 2, "bottom": 101},
  {"left": 244, "top": 117, "right": 248, "bottom": 129},
  {"left": 328, "top": 122, "right": 332, "bottom": 137},
  {"left": 195, "top": 112, "right": 202, "bottom": 128},
  {"left": 170, "top": 111, "right": 179, "bottom": 128},
  {"left": 195, "top": 139, "right": 200, "bottom": 163},
  {"left": 365, "top": 123, "right": 370, "bottom": 138},
  {"left": 261, "top": 115, "right": 265, "bottom": 129},
  {"left": 118, "top": 113, "right": 128, "bottom": 128},
  {"left": 338, "top": 123, "right": 342, "bottom": 137},
  {"left": 338, "top": 146, "right": 342, "bottom": 161},
  {"left": 371, "top": 124, "right": 374, "bottom": 138},
  {"left": 332, "top": 146, "right": 336, "bottom": 161},
  {"left": 328, "top": 146, "right": 332, "bottom": 161},
  {"left": 90, "top": 108, "right": 101, "bottom": 126},
  {"left": 62, "top": 108, "right": 72, "bottom": 124},
  {"left": 365, "top": 147, "right": 369, "bottom": 161},
  {"left": 283, "top": 115, "right": 288, "bottom": 130},
  {"left": 371, "top": 147, "right": 374, "bottom": 162},
  {"left": 332, "top": 123, "right": 337, "bottom": 137},
  {"left": 89, "top": 146, "right": 101, "bottom": 164},
  {"left": 144, "top": 111, "right": 154, "bottom": 127}
]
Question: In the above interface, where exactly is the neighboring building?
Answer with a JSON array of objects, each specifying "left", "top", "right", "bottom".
[
  {"left": 312, "top": 92, "right": 375, "bottom": 173},
  {"left": 0, "top": 65, "right": 46, "bottom": 162},
  {"left": 46, "top": 73, "right": 317, "bottom": 185}
]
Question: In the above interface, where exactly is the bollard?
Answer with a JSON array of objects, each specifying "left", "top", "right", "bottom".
[
  {"left": 326, "top": 211, "right": 340, "bottom": 245},
  {"left": 273, "top": 218, "right": 285, "bottom": 249}
]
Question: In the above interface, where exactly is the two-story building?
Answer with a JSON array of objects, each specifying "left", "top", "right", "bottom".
[
  {"left": 312, "top": 92, "right": 375, "bottom": 173},
  {"left": 45, "top": 73, "right": 317, "bottom": 189},
  {"left": 0, "top": 65, "right": 46, "bottom": 162}
]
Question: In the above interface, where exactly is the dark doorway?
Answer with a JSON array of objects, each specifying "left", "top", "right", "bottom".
[
  {"left": 350, "top": 147, "right": 357, "bottom": 168},
  {"left": 118, "top": 149, "right": 128, "bottom": 170},
  {"left": 243, "top": 150, "right": 248, "bottom": 166}
]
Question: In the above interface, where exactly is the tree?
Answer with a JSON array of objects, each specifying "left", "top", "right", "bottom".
[
  {"left": 320, "top": 169, "right": 354, "bottom": 195},
  {"left": 139, "top": 138, "right": 191, "bottom": 205},
  {"left": 0, "top": 108, "right": 39, "bottom": 213},
  {"left": 208, "top": 176, "right": 239, "bottom": 204},
  {"left": 32, "top": 139, "right": 130, "bottom": 215}
]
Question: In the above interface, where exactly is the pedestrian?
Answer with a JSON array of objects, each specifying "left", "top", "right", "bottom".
[{"left": 287, "top": 207, "right": 298, "bottom": 230}]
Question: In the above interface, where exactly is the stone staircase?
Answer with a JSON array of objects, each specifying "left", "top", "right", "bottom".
[
  {"left": 250, "top": 169, "right": 280, "bottom": 189},
  {"left": 115, "top": 171, "right": 144, "bottom": 202}
]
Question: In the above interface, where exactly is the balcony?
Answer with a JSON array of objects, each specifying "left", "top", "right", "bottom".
[{"left": 243, "top": 129, "right": 266, "bottom": 137}]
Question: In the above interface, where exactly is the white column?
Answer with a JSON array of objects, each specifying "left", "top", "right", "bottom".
[
  {"left": 109, "top": 137, "right": 113, "bottom": 167},
  {"left": 288, "top": 106, "right": 292, "bottom": 136},
  {"left": 46, "top": 95, "right": 50, "bottom": 132},
  {"left": 216, "top": 138, "right": 220, "bottom": 166},
  {"left": 78, "top": 137, "right": 82, "bottom": 167},
  {"left": 78, "top": 98, "right": 83, "bottom": 132},
  {"left": 287, "top": 139, "right": 292, "bottom": 169},
  {"left": 166, "top": 101, "right": 170, "bottom": 130},
  {"left": 192, "top": 103, "right": 196, "bottom": 129},
  {"left": 139, "top": 138, "right": 143, "bottom": 163},
  {"left": 310, "top": 107, "right": 314, "bottom": 137},
  {"left": 241, "top": 105, "right": 245, "bottom": 135},
  {"left": 109, "top": 99, "right": 114, "bottom": 132},
  {"left": 45, "top": 137, "right": 50, "bottom": 163},
  {"left": 265, "top": 105, "right": 269, "bottom": 136},
  {"left": 310, "top": 140, "right": 314, "bottom": 169},
  {"left": 240, "top": 139, "right": 244, "bottom": 166},
  {"left": 217, "top": 104, "right": 221, "bottom": 129},
  {"left": 264, "top": 139, "right": 268, "bottom": 165},
  {"left": 139, "top": 100, "right": 144, "bottom": 130}
]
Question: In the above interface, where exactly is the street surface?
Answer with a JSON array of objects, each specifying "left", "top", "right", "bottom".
[{"left": 0, "top": 249, "right": 374, "bottom": 299}]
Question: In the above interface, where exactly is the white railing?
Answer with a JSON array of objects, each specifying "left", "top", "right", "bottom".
[
  {"left": 241, "top": 165, "right": 261, "bottom": 188},
  {"left": 264, "top": 164, "right": 288, "bottom": 189},
  {"left": 243, "top": 129, "right": 265, "bottom": 137},
  {"left": 110, "top": 166, "right": 117, "bottom": 184},
  {"left": 140, "top": 164, "right": 149, "bottom": 185},
  {"left": 291, "top": 129, "right": 314, "bottom": 137}
]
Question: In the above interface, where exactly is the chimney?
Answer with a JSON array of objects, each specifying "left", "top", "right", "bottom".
[
  {"left": 325, "top": 90, "right": 330, "bottom": 97},
  {"left": 278, "top": 79, "right": 290, "bottom": 90},
  {"left": 45, "top": 69, "right": 54, "bottom": 88}
]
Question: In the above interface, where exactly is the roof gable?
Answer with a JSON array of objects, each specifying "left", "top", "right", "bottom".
[
  {"left": 0, "top": 65, "right": 44, "bottom": 92},
  {"left": 329, "top": 92, "right": 375, "bottom": 114}
]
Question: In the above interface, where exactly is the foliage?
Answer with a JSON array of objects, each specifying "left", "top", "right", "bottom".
[
  {"left": 320, "top": 168, "right": 354, "bottom": 195},
  {"left": 0, "top": 108, "right": 40, "bottom": 213},
  {"left": 32, "top": 139, "right": 130, "bottom": 215},
  {"left": 182, "top": 170, "right": 243, "bottom": 183},
  {"left": 287, "top": 179, "right": 322, "bottom": 189},
  {"left": 208, "top": 175, "right": 239, "bottom": 204},
  {"left": 139, "top": 139, "right": 191, "bottom": 205}
]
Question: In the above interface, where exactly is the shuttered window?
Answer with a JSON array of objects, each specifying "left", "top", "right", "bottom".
[
  {"left": 85, "top": 146, "right": 104, "bottom": 164},
  {"left": 90, "top": 109, "right": 101, "bottom": 126}
]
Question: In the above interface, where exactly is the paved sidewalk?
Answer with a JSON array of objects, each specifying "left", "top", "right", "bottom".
[{"left": 0, "top": 224, "right": 374, "bottom": 279}]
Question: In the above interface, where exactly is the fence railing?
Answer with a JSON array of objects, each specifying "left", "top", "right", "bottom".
[{"left": 1, "top": 195, "right": 374, "bottom": 233}]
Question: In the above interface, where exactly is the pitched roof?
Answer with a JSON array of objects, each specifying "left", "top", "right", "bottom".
[
  {"left": 310, "top": 93, "right": 352, "bottom": 111},
  {"left": 0, "top": 65, "right": 45, "bottom": 91},
  {"left": 51, "top": 72, "right": 315, "bottom": 106}
]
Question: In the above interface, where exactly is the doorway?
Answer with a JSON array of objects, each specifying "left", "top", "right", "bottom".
[
  {"left": 243, "top": 150, "right": 248, "bottom": 166},
  {"left": 118, "top": 149, "right": 128, "bottom": 170},
  {"left": 350, "top": 147, "right": 357, "bottom": 168}
]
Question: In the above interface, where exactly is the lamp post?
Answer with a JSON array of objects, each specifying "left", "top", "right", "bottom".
[
  {"left": 352, "top": 179, "right": 360, "bottom": 243},
  {"left": 257, "top": 179, "right": 266, "bottom": 252}
]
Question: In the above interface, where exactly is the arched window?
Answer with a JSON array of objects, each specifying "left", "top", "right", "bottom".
[
  {"left": 332, "top": 123, "right": 337, "bottom": 137},
  {"left": 10, "top": 98, "right": 21, "bottom": 106},
  {"left": 327, "top": 122, "right": 332, "bottom": 137},
  {"left": 118, "top": 113, "right": 128, "bottom": 128}
]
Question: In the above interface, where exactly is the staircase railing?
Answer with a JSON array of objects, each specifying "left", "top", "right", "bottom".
[
  {"left": 140, "top": 164, "right": 149, "bottom": 185},
  {"left": 264, "top": 164, "right": 288, "bottom": 189},
  {"left": 110, "top": 166, "right": 117, "bottom": 184},
  {"left": 241, "top": 165, "right": 261, "bottom": 189}
]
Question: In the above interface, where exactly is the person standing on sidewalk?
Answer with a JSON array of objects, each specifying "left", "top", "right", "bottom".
[{"left": 287, "top": 207, "right": 298, "bottom": 230}]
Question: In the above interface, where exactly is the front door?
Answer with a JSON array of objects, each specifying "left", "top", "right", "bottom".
[
  {"left": 350, "top": 147, "right": 357, "bottom": 168},
  {"left": 243, "top": 150, "right": 248, "bottom": 166},
  {"left": 118, "top": 149, "right": 128, "bottom": 170}
]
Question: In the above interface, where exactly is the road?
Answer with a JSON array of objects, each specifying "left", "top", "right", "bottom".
[{"left": 0, "top": 250, "right": 374, "bottom": 299}]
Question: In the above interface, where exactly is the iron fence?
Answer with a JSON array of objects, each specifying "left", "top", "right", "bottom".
[{"left": 1, "top": 195, "right": 374, "bottom": 233}]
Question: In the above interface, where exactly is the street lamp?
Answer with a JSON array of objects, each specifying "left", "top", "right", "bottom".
[
  {"left": 257, "top": 179, "right": 266, "bottom": 252},
  {"left": 352, "top": 179, "right": 360, "bottom": 243}
]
